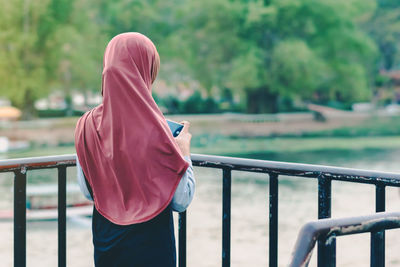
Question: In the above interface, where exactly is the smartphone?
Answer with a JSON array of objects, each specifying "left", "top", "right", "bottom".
[{"left": 166, "top": 119, "right": 184, "bottom": 137}]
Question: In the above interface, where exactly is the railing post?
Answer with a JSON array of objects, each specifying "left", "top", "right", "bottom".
[
  {"left": 14, "top": 168, "right": 27, "bottom": 267},
  {"left": 371, "top": 184, "right": 385, "bottom": 267},
  {"left": 318, "top": 175, "right": 335, "bottom": 267},
  {"left": 269, "top": 173, "right": 278, "bottom": 267},
  {"left": 58, "top": 166, "right": 67, "bottom": 267},
  {"left": 222, "top": 168, "right": 231, "bottom": 267},
  {"left": 178, "top": 211, "right": 187, "bottom": 267}
]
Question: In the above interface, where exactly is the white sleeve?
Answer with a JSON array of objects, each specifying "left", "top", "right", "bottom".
[
  {"left": 76, "top": 155, "right": 93, "bottom": 201},
  {"left": 171, "top": 156, "right": 195, "bottom": 212}
]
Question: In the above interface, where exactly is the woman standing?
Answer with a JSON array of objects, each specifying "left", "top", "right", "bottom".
[{"left": 74, "top": 32, "right": 195, "bottom": 267}]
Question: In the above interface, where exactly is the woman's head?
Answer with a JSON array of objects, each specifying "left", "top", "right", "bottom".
[{"left": 103, "top": 32, "right": 160, "bottom": 87}]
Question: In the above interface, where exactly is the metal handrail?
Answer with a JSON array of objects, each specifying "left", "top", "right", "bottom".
[
  {"left": 289, "top": 212, "right": 400, "bottom": 267},
  {"left": 4, "top": 153, "right": 400, "bottom": 267},
  {"left": 2, "top": 153, "right": 400, "bottom": 183}
]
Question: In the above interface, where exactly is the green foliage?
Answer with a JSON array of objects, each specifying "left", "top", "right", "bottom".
[
  {"left": 181, "top": 92, "right": 220, "bottom": 114},
  {"left": 228, "top": 46, "right": 265, "bottom": 91},
  {"left": 268, "top": 40, "right": 328, "bottom": 98},
  {"left": 0, "top": 0, "right": 398, "bottom": 115},
  {"left": 168, "top": 0, "right": 379, "bottom": 111},
  {"left": 166, "top": 0, "right": 245, "bottom": 92},
  {"left": 37, "top": 108, "right": 84, "bottom": 118},
  {"left": 181, "top": 92, "right": 204, "bottom": 114},
  {"left": 155, "top": 92, "right": 223, "bottom": 114},
  {"left": 364, "top": 1, "right": 400, "bottom": 69},
  {"left": 0, "top": 0, "right": 106, "bottom": 114},
  {"left": 279, "top": 116, "right": 400, "bottom": 138}
]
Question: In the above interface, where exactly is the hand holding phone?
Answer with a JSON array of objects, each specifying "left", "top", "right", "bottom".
[
  {"left": 166, "top": 119, "right": 184, "bottom": 137},
  {"left": 172, "top": 120, "right": 192, "bottom": 157}
]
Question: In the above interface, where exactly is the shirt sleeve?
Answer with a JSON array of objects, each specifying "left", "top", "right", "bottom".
[
  {"left": 76, "top": 154, "right": 93, "bottom": 201},
  {"left": 171, "top": 156, "right": 195, "bottom": 212}
]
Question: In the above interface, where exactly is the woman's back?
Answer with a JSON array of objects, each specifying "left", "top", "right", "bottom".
[{"left": 74, "top": 32, "right": 195, "bottom": 266}]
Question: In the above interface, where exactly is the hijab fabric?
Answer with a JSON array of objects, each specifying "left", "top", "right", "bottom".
[{"left": 75, "top": 32, "right": 189, "bottom": 225}]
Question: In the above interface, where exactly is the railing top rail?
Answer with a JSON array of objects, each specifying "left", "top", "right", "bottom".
[
  {"left": 288, "top": 212, "right": 400, "bottom": 267},
  {"left": 1, "top": 153, "right": 400, "bottom": 185},
  {"left": 0, "top": 154, "right": 76, "bottom": 171},
  {"left": 192, "top": 154, "right": 400, "bottom": 180}
]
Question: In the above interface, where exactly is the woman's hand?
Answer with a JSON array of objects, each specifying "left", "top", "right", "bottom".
[{"left": 175, "top": 121, "right": 192, "bottom": 157}]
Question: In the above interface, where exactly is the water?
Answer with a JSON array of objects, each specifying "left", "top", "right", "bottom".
[{"left": 0, "top": 147, "right": 399, "bottom": 266}]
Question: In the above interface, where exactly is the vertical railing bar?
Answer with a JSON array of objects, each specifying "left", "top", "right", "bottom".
[
  {"left": 14, "top": 168, "right": 27, "bottom": 267},
  {"left": 222, "top": 168, "right": 232, "bottom": 267},
  {"left": 318, "top": 175, "right": 335, "bottom": 267},
  {"left": 178, "top": 211, "right": 187, "bottom": 267},
  {"left": 371, "top": 184, "right": 385, "bottom": 267},
  {"left": 269, "top": 173, "right": 278, "bottom": 267},
  {"left": 58, "top": 166, "right": 67, "bottom": 267}
]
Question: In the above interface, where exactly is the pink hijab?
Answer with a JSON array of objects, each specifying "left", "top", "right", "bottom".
[{"left": 74, "top": 32, "right": 189, "bottom": 225}]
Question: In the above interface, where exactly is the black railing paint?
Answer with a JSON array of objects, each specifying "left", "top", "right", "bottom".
[
  {"left": 3, "top": 153, "right": 400, "bottom": 267},
  {"left": 371, "top": 184, "right": 386, "bottom": 267},
  {"left": 317, "top": 175, "right": 335, "bottom": 267},
  {"left": 178, "top": 211, "right": 187, "bottom": 267},
  {"left": 58, "top": 166, "right": 67, "bottom": 267},
  {"left": 269, "top": 173, "right": 278, "bottom": 267},
  {"left": 289, "top": 212, "right": 400, "bottom": 267},
  {"left": 222, "top": 168, "right": 232, "bottom": 267},
  {"left": 13, "top": 168, "right": 26, "bottom": 267}
]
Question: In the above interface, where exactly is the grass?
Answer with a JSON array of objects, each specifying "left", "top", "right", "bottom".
[
  {"left": 3, "top": 146, "right": 76, "bottom": 159},
  {"left": 279, "top": 116, "right": 400, "bottom": 138},
  {"left": 191, "top": 135, "right": 400, "bottom": 165},
  {"left": 191, "top": 136, "right": 400, "bottom": 155}
]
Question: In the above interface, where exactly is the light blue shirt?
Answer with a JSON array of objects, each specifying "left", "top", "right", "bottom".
[{"left": 76, "top": 155, "right": 195, "bottom": 213}]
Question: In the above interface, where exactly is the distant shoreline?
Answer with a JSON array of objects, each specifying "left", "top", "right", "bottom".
[{"left": 0, "top": 112, "right": 385, "bottom": 143}]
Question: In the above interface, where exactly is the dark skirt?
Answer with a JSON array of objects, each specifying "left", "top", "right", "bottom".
[{"left": 92, "top": 205, "right": 176, "bottom": 267}]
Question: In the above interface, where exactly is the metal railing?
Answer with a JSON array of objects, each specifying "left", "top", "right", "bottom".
[
  {"left": 2, "top": 153, "right": 400, "bottom": 267},
  {"left": 289, "top": 212, "right": 400, "bottom": 267}
]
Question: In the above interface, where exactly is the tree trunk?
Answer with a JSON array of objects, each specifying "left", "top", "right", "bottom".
[
  {"left": 246, "top": 87, "right": 278, "bottom": 113},
  {"left": 21, "top": 88, "right": 37, "bottom": 120},
  {"left": 65, "top": 93, "right": 73, "bottom": 116}
]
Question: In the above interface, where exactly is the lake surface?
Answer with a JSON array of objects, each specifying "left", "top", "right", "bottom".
[{"left": 0, "top": 144, "right": 399, "bottom": 266}]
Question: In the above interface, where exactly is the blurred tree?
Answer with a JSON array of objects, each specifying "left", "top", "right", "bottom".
[
  {"left": 0, "top": 0, "right": 393, "bottom": 116},
  {"left": 0, "top": 0, "right": 48, "bottom": 117},
  {"left": 40, "top": 0, "right": 106, "bottom": 114},
  {"left": 94, "top": 0, "right": 192, "bottom": 84},
  {"left": 249, "top": 0, "right": 377, "bottom": 106},
  {"left": 167, "top": 0, "right": 244, "bottom": 94},
  {"left": 363, "top": 0, "right": 400, "bottom": 70},
  {"left": 0, "top": 0, "right": 106, "bottom": 117},
  {"left": 170, "top": 0, "right": 378, "bottom": 112}
]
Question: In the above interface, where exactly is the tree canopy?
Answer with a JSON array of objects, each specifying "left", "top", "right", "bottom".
[{"left": 0, "top": 0, "right": 399, "bottom": 114}]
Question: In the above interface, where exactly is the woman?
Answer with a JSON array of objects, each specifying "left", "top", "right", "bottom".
[{"left": 74, "top": 32, "right": 195, "bottom": 267}]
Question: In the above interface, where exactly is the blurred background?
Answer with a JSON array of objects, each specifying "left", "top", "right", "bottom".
[{"left": 1, "top": 0, "right": 400, "bottom": 266}]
